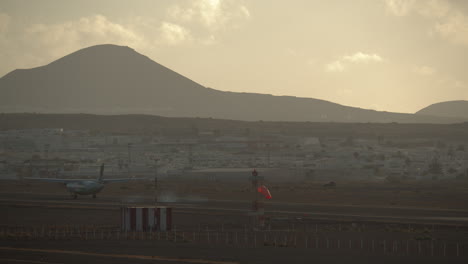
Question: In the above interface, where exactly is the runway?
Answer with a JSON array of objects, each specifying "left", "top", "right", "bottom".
[{"left": 2, "top": 192, "right": 468, "bottom": 226}]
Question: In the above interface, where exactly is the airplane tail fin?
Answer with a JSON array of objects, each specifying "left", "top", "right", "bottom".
[{"left": 98, "top": 163, "right": 105, "bottom": 182}]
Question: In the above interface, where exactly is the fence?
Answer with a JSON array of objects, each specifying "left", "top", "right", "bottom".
[{"left": 0, "top": 225, "right": 465, "bottom": 257}]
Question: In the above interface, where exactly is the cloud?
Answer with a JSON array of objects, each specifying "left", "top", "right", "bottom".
[
  {"left": 24, "top": 15, "right": 146, "bottom": 58},
  {"left": 196, "top": 0, "right": 224, "bottom": 28},
  {"left": 159, "top": 22, "right": 192, "bottom": 45},
  {"left": 384, "top": 0, "right": 468, "bottom": 45},
  {"left": 325, "top": 61, "right": 345, "bottom": 72},
  {"left": 433, "top": 13, "right": 468, "bottom": 45},
  {"left": 325, "top": 52, "right": 383, "bottom": 72},
  {"left": 416, "top": 0, "right": 451, "bottom": 18},
  {"left": 167, "top": 5, "right": 196, "bottom": 23},
  {"left": 167, "top": 0, "right": 251, "bottom": 32},
  {"left": 239, "top": 5, "right": 251, "bottom": 18},
  {"left": 164, "top": 0, "right": 251, "bottom": 45},
  {"left": 384, "top": 0, "right": 417, "bottom": 16},
  {"left": 342, "top": 52, "right": 383, "bottom": 63},
  {"left": 384, "top": 0, "right": 452, "bottom": 18},
  {"left": 412, "top": 65, "right": 436, "bottom": 76}
]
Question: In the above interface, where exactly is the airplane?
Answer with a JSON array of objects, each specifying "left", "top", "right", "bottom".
[{"left": 25, "top": 163, "right": 135, "bottom": 199}]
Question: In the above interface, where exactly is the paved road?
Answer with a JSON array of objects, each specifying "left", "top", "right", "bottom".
[{"left": 2, "top": 192, "right": 468, "bottom": 225}]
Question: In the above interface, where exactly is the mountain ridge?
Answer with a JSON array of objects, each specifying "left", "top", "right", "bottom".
[
  {"left": 416, "top": 100, "right": 468, "bottom": 119},
  {"left": 0, "top": 44, "right": 465, "bottom": 124}
]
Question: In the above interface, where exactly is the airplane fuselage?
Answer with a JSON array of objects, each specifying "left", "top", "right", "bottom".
[{"left": 66, "top": 181, "right": 104, "bottom": 195}]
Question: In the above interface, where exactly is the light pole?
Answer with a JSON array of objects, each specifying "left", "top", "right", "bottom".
[{"left": 250, "top": 169, "right": 265, "bottom": 229}]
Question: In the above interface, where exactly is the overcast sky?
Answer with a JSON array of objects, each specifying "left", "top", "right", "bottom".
[{"left": 1, "top": 0, "right": 467, "bottom": 113}]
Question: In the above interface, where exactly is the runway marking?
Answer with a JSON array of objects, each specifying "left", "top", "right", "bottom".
[
  {"left": 0, "top": 198, "right": 200, "bottom": 210},
  {"left": 3, "top": 192, "right": 468, "bottom": 212},
  {"left": 3, "top": 200, "right": 468, "bottom": 224},
  {"left": 2, "top": 198, "right": 468, "bottom": 225},
  {"left": 0, "top": 258, "right": 62, "bottom": 264},
  {"left": 0, "top": 247, "right": 239, "bottom": 264},
  {"left": 3, "top": 203, "right": 115, "bottom": 211}
]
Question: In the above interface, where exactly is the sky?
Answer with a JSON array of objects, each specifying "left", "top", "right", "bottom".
[{"left": 0, "top": 0, "right": 467, "bottom": 113}]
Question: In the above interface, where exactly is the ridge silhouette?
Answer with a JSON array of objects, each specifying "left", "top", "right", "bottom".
[{"left": 0, "top": 44, "right": 465, "bottom": 123}]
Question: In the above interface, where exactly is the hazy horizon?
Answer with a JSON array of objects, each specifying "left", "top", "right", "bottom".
[{"left": 1, "top": 0, "right": 468, "bottom": 113}]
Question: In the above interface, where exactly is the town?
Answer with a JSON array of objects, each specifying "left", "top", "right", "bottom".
[{"left": 1, "top": 125, "right": 467, "bottom": 183}]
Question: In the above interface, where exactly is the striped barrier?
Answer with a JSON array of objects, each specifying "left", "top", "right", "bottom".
[{"left": 121, "top": 207, "right": 172, "bottom": 231}]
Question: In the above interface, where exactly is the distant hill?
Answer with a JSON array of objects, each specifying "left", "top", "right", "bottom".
[
  {"left": 0, "top": 44, "right": 464, "bottom": 124},
  {"left": 416, "top": 101, "right": 468, "bottom": 119},
  {"left": 1, "top": 113, "right": 468, "bottom": 140}
]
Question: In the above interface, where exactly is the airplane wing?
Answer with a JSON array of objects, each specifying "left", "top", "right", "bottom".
[
  {"left": 24, "top": 177, "right": 146, "bottom": 183},
  {"left": 101, "top": 178, "right": 150, "bottom": 183},
  {"left": 24, "top": 178, "right": 83, "bottom": 183}
]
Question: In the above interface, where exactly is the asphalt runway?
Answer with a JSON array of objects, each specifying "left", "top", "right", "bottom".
[
  {"left": 1, "top": 240, "right": 467, "bottom": 264},
  {"left": 2, "top": 192, "right": 468, "bottom": 226}
]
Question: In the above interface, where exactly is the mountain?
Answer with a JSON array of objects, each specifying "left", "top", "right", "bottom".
[
  {"left": 416, "top": 100, "right": 468, "bottom": 119},
  {"left": 0, "top": 44, "right": 464, "bottom": 123}
]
